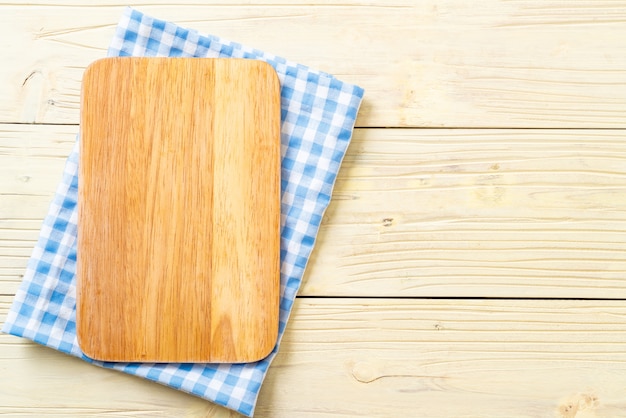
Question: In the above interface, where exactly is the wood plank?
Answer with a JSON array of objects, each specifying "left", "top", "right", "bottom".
[
  {"left": 3, "top": 296, "right": 626, "bottom": 416},
  {"left": 304, "top": 128, "right": 626, "bottom": 298},
  {"left": 1, "top": 1, "right": 625, "bottom": 127},
  {"left": 77, "top": 58, "right": 280, "bottom": 363},
  {"left": 2, "top": 125, "right": 626, "bottom": 298}
]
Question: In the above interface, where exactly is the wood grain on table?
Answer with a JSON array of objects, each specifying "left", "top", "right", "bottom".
[{"left": 1, "top": 1, "right": 626, "bottom": 417}]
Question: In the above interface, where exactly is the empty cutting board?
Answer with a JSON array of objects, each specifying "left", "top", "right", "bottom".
[{"left": 77, "top": 57, "right": 281, "bottom": 363}]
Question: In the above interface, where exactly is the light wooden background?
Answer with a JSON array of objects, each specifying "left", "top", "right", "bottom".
[{"left": 1, "top": 1, "right": 626, "bottom": 417}]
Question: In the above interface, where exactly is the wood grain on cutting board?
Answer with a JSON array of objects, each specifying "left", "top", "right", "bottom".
[{"left": 77, "top": 58, "right": 281, "bottom": 363}]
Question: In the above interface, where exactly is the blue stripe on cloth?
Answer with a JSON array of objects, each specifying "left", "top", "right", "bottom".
[{"left": 1, "top": 6, "right": 363, "bottom": 417}]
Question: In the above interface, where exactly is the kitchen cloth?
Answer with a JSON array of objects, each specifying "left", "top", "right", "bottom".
[{"left": 2, "top": 7, "right": 363, "bottom": 417}]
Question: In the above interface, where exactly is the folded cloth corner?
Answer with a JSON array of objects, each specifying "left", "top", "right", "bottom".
[{"left": 1, "top": 6, "right": 363, "bottom": 416}]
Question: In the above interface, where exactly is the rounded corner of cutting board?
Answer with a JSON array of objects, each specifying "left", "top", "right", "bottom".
[
  {"left": 82, "top": 57, "right": 119, "bottom": 84},
  {"left": 251, "top": 328, "right": 280, "bottom": 363},
  {"left": 250, "top": 59, "right": 281, "bottom": 85},
  {"left": 75, "top": 326, "right": 101, "bottom": 362}
]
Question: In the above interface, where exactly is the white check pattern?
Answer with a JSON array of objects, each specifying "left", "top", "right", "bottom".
[{"left": 2, "top": 7, "right": 363, "bottom": 417}]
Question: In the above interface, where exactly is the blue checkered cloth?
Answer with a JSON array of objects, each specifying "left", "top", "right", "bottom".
[{"left": 2, "top": 7, "right": 363, "bottom": 417}]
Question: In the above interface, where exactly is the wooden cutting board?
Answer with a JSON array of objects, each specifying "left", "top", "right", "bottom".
[{"left": 77, "top": 57, "right": 281, "bottom": 363}]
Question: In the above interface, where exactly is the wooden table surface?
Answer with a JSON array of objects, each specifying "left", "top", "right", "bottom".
[{"left": 1, "top": 1, "right": 626, "bottom": 417}]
